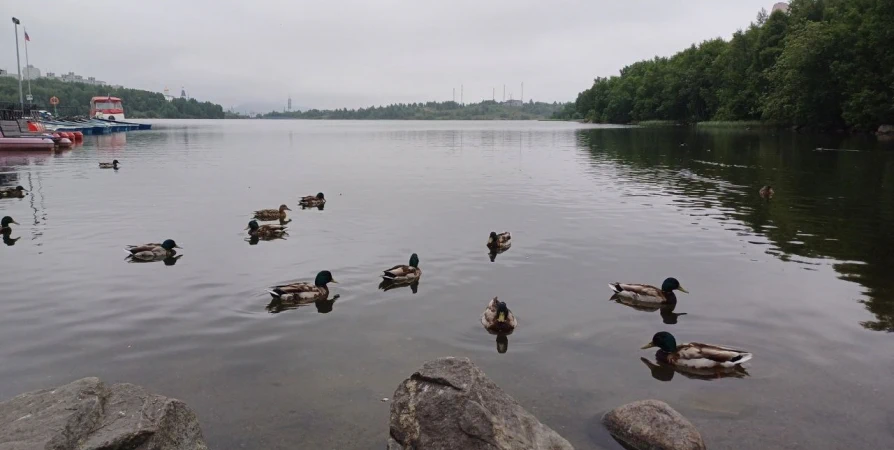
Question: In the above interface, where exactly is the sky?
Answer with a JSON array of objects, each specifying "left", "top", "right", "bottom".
[{"left": 2, "top": 0, "right": 775, "bottom": 111}]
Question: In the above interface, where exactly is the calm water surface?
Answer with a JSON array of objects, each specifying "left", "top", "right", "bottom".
[{"left": 1, "top": 120, "right": 893, "bottom": 449}]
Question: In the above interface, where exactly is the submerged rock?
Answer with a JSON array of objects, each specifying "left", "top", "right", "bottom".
[
  {"left": 388, "top": 357, "right": 574, "bottom": 450},
  {"left": 602, "top": 399, "right": 705, "bottom": 450},
  {"left": 0, "top": 377, "right": 207, "bottom": 450}
]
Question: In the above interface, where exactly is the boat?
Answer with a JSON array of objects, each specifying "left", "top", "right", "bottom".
[
  {"left": 90, "top": 96, "right": 126, "bottom": 122},
  {"left": 0, "top": 119, "right": 68, "bottom": 150}
]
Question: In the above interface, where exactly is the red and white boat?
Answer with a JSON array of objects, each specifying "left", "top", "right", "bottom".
[{"left": 90, "top": 96, "right": 126, "bottom": 121}]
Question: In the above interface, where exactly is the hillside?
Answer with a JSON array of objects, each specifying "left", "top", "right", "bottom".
[
  {"left": 0, "top": 77, "right": 225, "bottom": 119},
  {"left": 263, "top": 100, "right": 565, "bottom": 120}
]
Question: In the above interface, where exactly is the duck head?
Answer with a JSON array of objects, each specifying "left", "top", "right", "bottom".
[
  {"left": 642, "top": 331, "right": 677, "bottom": 352},
  {"left": 409, "top": 253, "right": 419, "bottom": 268},
  {"left": 161, "top": 239, "right": 181, "bottom": 250},
  {"left": 660, "top": 277, "right": 688, "bottom": 293},
  {"left": 279, "top": 204, "right": 292, "bottom": 212},
  {"left": 1, "top": 216, "right": 19, "bottom": 228},
  {"left": 314, "top": 270, "right": 337, "bottom": 287}
]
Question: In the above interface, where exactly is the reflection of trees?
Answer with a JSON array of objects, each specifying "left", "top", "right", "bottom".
[{"left": 577, "top": 128, "right": 894, "bottom": 331}]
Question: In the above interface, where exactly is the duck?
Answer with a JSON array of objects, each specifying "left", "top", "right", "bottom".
[
  {"left": 481, "top": 297, "right": 517, "bottom": 335},
  {"left": 1, "top": 216, "right": 19, "bottom": 233},
  {"left": 298, "top": 192, "right": 326, "bottom": 208},
  {"left": 125, "top": 239, "right": 181, "bottom": 261},
  {"left": 641, "top": 331, "right": 753, "bottom": 371},
  {"left": 99, "top": 160, "right": 120, "bottom": 169},
  {"left": 254, "top": 204, "right": 291, "bottom": 221},
  {"left": 608, "top": 277, "right": 688, "bottom": 306},
  {"left": 267, "top": 270, "right": 337, "bottom": 303},
  {"left": 245, "top": 219, "right": 287, "bottom": 239},
  {"left": 382, "top": 253, "right": 422, "bottom": 283},
  {"left": 487, "top": 231, "right": 511, "bottom": 250},
  {"left": 0, "top": 186, "right": 27, "bottom": 198},
  {"left": 759, "top": 185, "right": 774, "bottom": 199}
]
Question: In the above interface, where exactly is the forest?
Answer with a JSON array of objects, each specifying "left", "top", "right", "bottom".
[
  {"left": 554, "top": 0, "right": 894, "bottom": 131},
  {"left": 263, "top": 100, "right": 564, "bottom": 120},
  {"left": 0, "top": 77, "right": 225, "bottom": 119}
]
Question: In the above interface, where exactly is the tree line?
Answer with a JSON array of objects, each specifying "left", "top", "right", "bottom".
[
  {"left": 263, "top": 100, "right": 564, "bottom": 120},
  {"left": 554, "top": 0, "right": 894, "bottom": 131},
  {"left": 0, "top": 77, "right": 225, "bottom": 119}
]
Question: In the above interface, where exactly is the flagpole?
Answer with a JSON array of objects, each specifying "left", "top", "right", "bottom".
[
  {"left": 11, "top": 17, "right": 25, "bottom": 111},
  {"left": 24, "top": 27, "right": 32, "bottom": 102}
]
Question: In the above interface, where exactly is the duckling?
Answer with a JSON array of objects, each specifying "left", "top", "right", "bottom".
[
  {"left": 298, "top": 192, "right": 326, "bottom": 208},
  {"left": 481, "top": 297, "right": 517, "bottom": 335},
  {"left": 1, "top": 216, "right": 19, "bottom": 233},
  {"left": 254, "top": 204, "right": 291, "bottom": 221},
  {"left": 267, "top": 270, "right": 338, "bottom": 303},
  {"left": 245, "top": 220, "right": 287, "bottom": 239},
  {"left": 759, "top": 185, "right": 774, "bottom": 199},
  {"left": 487, "top": 231, "right": 511, "bottom": 250},
  {"left": 0, "top": 186, "right": 27, "bottom": 198},
  {"left": 125, "top": 239, "right": 181, "bottom": 261},
  {"left": 382, "top": 253, "right": 421, "bottom": 283},
  {"left": 641, "top": 331, "right": 753, "bottom": 371},
  {"left": 99, "top": 160, "right": 120, "bottom": 169},
  {"left": 609, "top": 278, "right": 688, "bottom": 307}
]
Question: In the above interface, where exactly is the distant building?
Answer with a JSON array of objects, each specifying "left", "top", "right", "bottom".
[
  {"left": 180, "top": 87, "right": 187, "bottom": 99},
  {"left": 45, "top": 71, "right": 56, "bottom": 78},
  {"left": 163, "top": 87, "right": 174, "bottom": 102},
  {"left": 772, "top": 2, "right": 790, "bottom": 13},
  {"left": 23, "top": 64, "right": 41, "bottom": 79},
  {"left": 0, "top": 69, "right": 8, "bottom": 77},
  {"left": 504, "top": 99, "right": 523, "bottom": 107}
]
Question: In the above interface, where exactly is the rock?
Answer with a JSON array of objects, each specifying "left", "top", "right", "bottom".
[
  {"left": 388, "top": 357, "right": 573, "bottom": 450},
  {"left": 878, "top": 124, "right": 894, "bottom": 135},
  {"left": 0, "top": 377, "right": 207, "bottom": 450},
  {"left": 602, "top": 400, "right": 705, "bottom": 450}
]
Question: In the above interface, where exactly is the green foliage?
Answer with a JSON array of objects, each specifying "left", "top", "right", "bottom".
[
  {"left": 263, "top": 100, "right": 565, "bottom": 120},
  {"left": 0, "top": 77, "right": 224, "bottom": 119},
  {"left": 556, "top": 0, "right": 894, "bottom": 131}
]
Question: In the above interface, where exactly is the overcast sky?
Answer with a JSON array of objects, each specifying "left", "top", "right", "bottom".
[{"left": 2, "top": 0, "right": 773, "bottom": 110}]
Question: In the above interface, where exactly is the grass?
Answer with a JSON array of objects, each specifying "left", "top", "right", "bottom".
[
  {"left": 695, "top": 120, "right": 779, "bottom": 128},
  {"left": 634, "top": 120, "right": 682, "bottom": 127}
]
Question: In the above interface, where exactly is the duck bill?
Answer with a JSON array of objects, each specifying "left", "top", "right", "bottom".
[
  {"left": 174, "top": 245, "right": 182, "bottom": 249},
  {"left": 11, "top": 220, "right": 19, "bottom": 225},
  {"left": 641, "top": 342, "right": 656, "bottom": 350},
  {"left": 329, "top": 279, "right": 338, "bottom": 284},
  {"left": 677, "top": 286, "right": 689, "bottom": 294},
  {"left": 285, "top": 206, "right": 292, "bottom": 211},
  {"left": 497, "top": 312, "right": 506, "bottom": 323}
]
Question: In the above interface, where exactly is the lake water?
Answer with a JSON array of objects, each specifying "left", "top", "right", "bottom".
[{"left": 1, "top": 120, "right": 893, "bottom": 449}]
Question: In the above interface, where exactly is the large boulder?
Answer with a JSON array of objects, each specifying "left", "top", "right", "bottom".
[
  {"left": 0, "top": 377, "right": 207, "bottom": 450},
  {"left": 387, "top": 357, "right": 574, "bottom": 450},
  {"left": 602, "top": 400, "right": 704, "bottom": 450}
]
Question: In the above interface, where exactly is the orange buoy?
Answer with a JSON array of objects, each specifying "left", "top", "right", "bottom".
[
  {"left": 73, "top": 131, "right": 84, "bottom": 141},
  {"left": 57, "top": 138, "right": 72, "bottom": 148},
  {"left": 52, "top": 133, "right": 61, "bottom": 139},
  {"left": 28, "top": 121, "right": 40, "bottom": 132}
]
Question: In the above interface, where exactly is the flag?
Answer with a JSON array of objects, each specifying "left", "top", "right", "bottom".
[{"left": 24, "top": 31, "right": 30, "bottom": 41}]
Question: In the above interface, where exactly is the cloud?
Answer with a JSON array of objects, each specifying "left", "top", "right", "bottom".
[{"left": 2, "top": 0, "right": 772, "bottom": 109}]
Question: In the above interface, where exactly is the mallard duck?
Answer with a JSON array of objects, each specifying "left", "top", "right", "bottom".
[
  {"left": 641, "top": 331, "right": 753, "bottom": 371},
  {"left": 125, "top": 239, "right": 181, "bottom": 261},
  {"left": 0, "top": 186, "right": 27, "bottom": 198},
  {"left": 245, "top": 220, "right": 287, "bottom": 239},
  {"left": 298, "top": 192, "right": 326, "bottom": 208},
  {"left": 608, "top": 278, "right": 688, "bottom": 306},
  {"left": 481, "top": 297, "right": 517, "bottom": 335},
  {"left": 487, "top": 231, "right": 511, "bottom": 249},
  {"left": 1, "top": 216, "right": 19, "bottom": 233},
  {"left": 254, "top": 204, "right": 291, "bottom": 221},
  {"left": 382, "top": 253, "right": 421, "bottom": 283},
  {"left": 99, "top": 160, "right": 120, "bottom": 169},
  {"left": 267, "top": 270, "right": 337, "bottom": 303},
  {"left": 759, "top": 185, "right": 774, "bottom": 199}
]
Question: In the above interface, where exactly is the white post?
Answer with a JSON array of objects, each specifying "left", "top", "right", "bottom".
[
  {"left": 24, "top": 27, "right": 32, "bottom": 101},
  {"left": 12, "top": 17, "right": 24, "bottom": 111}
]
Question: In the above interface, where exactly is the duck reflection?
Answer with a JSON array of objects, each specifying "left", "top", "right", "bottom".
[
  {"left": 300, "top": 203, "right": 325, "bottom": 211},
  {"left": 495, "top": 334, "right": 509, "bottom": 354},
  {"left": 639, "top": 357, "right": 749, "bottom": 381},
  {"left": 378, "top": 279, "right": 420, "bottom": 294},
  {"left": 610, "top": 293, "right": 687, "bottom": 324},
  {"left": 488, "top": 247, "right": 510, "bottom": 262},
  {"left": 2, "top": 229, "right": 19, "bottom": 246},
  {"left": 125, "top": 252, "right": 183, "bottom": 265},
  {"left": 266, "top": 294, "right": 341, "bottom": 314}
]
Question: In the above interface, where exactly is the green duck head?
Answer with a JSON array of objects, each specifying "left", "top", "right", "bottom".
[
  {"left": 246, "top": 220, "right": 260, "bottom": 231},
  {"left": 1, "top": 216, "right": 19, "bottom": 228},
  {"left": 112, "top": 159, "right": 120, "bottom": 165},
  {"left": 495, "top": 300, "right": 510, "bottom": 323},
  {"left": 316, "top": 192, "right": 325, "bottom": 199},
  {"left": 161, "top": 239, "right": 181, "bottom": 250},
  {"left": 15, "top": 185, "right": 26, "bottom": 192},
  {"left": 661, "top": 277, "right": 688, "bottom": 293},
  {"left": 314, "top": 270, "right": 337, "bottom": 287},
  {"left": 409, "top": 253, "right": 419, "bottom": 267},
  {"left": 642, "top": 331, "right": 677, "bottom": 352}
]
